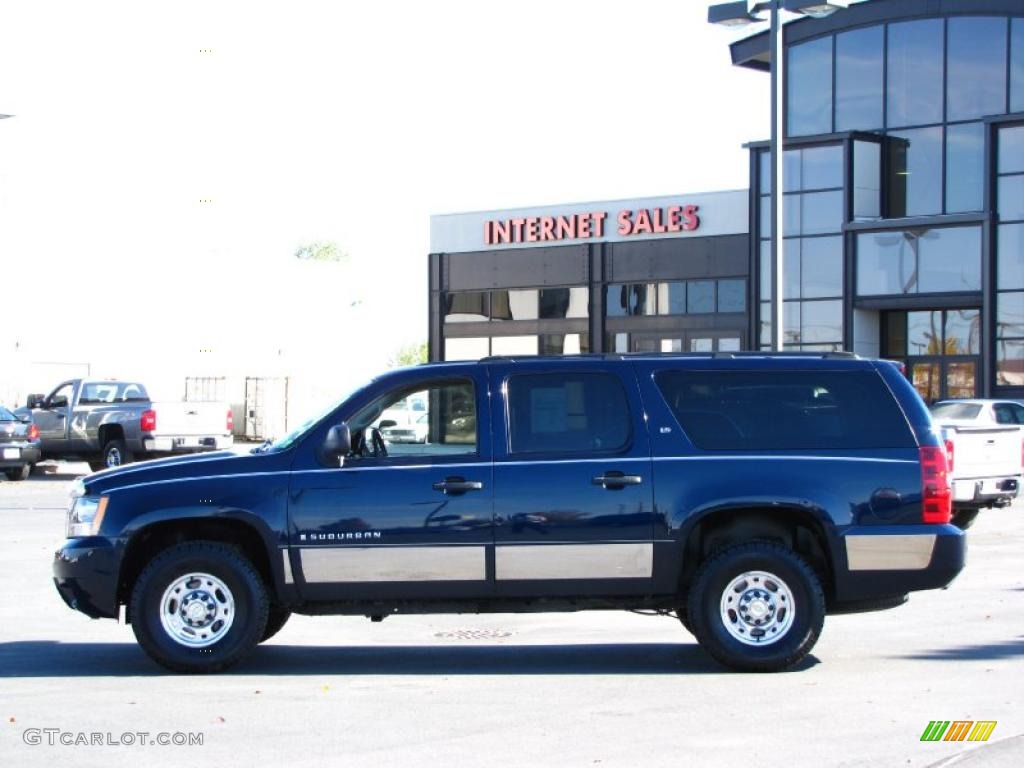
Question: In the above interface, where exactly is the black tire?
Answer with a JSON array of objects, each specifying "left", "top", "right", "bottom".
[
  {"left": 101, "top": 439, "right": 132, "bottom": 469},
  {"left": 952, "top": 509, "right": 980, "bottom": 531},
  {"left": 260, "top": 607, "right": 292, "bottom": 642},
  {"left": 129, "top": 541, "right": 269, "bottom": 673},
  {"left": 3, "top": 465, "right": 30, "bottom": 481},
  {"left": 686, "top": 540, "right": 825, "bottom": 672}
]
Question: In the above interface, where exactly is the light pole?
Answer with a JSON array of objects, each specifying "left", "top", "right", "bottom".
[{"left": 707, "top": 0, "right": 854, "bottom": 351}]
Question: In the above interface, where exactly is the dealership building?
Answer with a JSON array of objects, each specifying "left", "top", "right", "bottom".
[{"left": 428, "top": 0, "right": 1024, "bottom": 403}]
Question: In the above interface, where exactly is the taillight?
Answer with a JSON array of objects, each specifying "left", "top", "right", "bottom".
[
  {"left": 944, "top": 438, "right": 954, "bottom": 474},
  {"left": 226, "top": 408, "right": 234, "bottom": 433},
  {"left": 27, "top": 423, "right": 39, "bottom": 441},
  {"left": 140, "top": 409, "right": 157, "bottom": 432},
  {"left": 920, "top": 445, "right": 952, "bottom": 524}
]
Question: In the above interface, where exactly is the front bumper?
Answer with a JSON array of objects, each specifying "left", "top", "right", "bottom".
[
  {"left": 53, "top": 537, "right": 120, "bottom": 619},
  {"left": 142, "top": 435, "right": 234, "bottom": 453},
  {"left": 951, "top": 476, "right": 1020, "bottom": 509},
  {"left": 0, "top": 442, "right": 41, "bottom": 467},
  {"left": 834, "top": 524, "right": 966, "bottom": 604}
]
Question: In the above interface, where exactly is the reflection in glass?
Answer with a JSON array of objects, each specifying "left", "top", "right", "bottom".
[
  {"left": 836, "top": 25, "right": 883, "bottom": 131},
  {"left": 788, "top": 37, "right": 833, "bottom": 137},
  {"left": 661, "top": 339, "right": 684, "bottom": 353},
  {"left": 944, "top": 309, "right": 980, "bottom": 355},
  {"left": 945, "top": 362, "right": 976, "bottom": 400},
  {"left": 760, "top": 301, "right": 772, "bottom": 346},
  {"left": 884, "top": 312, "right": 908, "bottom": 357},
  {"left": 444, "top": 336, "right": 489, "bottom": 361},
  {"left": 908, "top": 311, "right": 941, "bottom": 356},
  {"left": 801, "top": 146, "right": 843, "bottom": 190},
  {"left": 857, "top": 231, "right": 915, "bottom": 295},
  {"left": 760, "top": 194, "right": 801, "bottom": 237},
  {"left": 998, "top": 224, "right": 1024, "bottom": 290},
  {"left": 783, "top": 301, "right": 801, "bottom": 345},
  {"left": 801, "top": 236, "right": 843, "bottom": 298},
  {"left": 911, "top": 362, "right": 941, "bottom": 403},
  {"left": 719, "top": 337, "right": 741, "bottom": 352},
  {"left": 853, "top": 140, "right": 881, "bottom": 221},
  {"left": 658, "top": 283, "right": 687, "bottom": 315},
  {"left": 539, "top": 333, "right": 589, "bottom": 355},
  {"left": 947, "top": 17, "right": 1007, "bottom": 122},
  {"left": 490, "top": 289, "right": 539, "bottom": 321},
  {"left": 606, "top": 284, "right": 654, "bottom": 316},
  {"left": 998, "top": 176, "right": 1024, "bottom": 222},
  {"left": 998, "top": 291, "right": 1024, "bottom": 338},
  {"left": 801, "top": 191, "right": 843, "bottom": 235},
  {"left": 889, "top": 127, "right": 943, "bottom": 217},
  {"left": 688, "top": 338, "right": 711, "bottom": 353},
  {"left": 445, "top": 292, "right": 489, "bottom": 323},
  {"left": 1013, "top": 20, "right": 1024, "bottom": 113},
  {"left": 999, "top": 125, "right": 1024, "bottom": 175},
  {"left": 687, "top": 281, "right": 715, "bottom": 314},
  {"left": 918, "top": 226, "right": 982, "bottom": 293},
  {"left": 946, "top": 123, "right": 984, "bottom": 213},
  {"left": 491, "top": 335, "right": 538, "bottom": 356},
  {"left": 887, "top": 19, "right": 943, "bottom": 128},
  {"left": 784, "top": 238, "right": 801, "bottom": 299},
  {"left": 717, "top": 279, "right": 746, "bottom": 313},
  {"left": 800, "top": 300, "right": 842, "bottom": 344},
  {"left": 759, "top": 241, "right": 771, "bottom": 300},
  {"left": 537, "top": 287, "right": 588, "bottom": 320},
  {"left": 997, "top": 339, "right": 1024, "bottom": 386}
]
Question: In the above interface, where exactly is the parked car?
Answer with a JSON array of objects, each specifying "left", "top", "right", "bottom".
[
  {"left": 381, "top": 411, "right": 429, "bottom": 443},
  {"left": 18, "top": 379, "right": 233, "bottom": 472},
  {"left": 929, "top": 399, "right": 1024, "bottom": 529},
  {"left": 0, "top": 405, "right": 41, "bottom": 481},
  {"left": 54, "top": 353, "right": 964, "bottom": 674}
]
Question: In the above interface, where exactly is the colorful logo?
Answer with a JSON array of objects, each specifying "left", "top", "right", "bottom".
[{"left": 920, "top": 721, "right": 997, "bottom": 742}]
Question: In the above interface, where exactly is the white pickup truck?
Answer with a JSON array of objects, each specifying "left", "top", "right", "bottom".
[{"left": 929, "top": 399, "right": 1023, "bottom": 529}]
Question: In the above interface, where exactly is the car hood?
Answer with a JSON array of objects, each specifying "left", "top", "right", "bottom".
[{"left": 82, "top": 449, "right": 290, "bottom": 494}]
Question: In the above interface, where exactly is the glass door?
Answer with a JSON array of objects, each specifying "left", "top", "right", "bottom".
[{"left": 885, "top": 310, "right": 980, "bottom": 403}]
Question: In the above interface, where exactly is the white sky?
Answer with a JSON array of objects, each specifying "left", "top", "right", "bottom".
[{"left": 0, "top": 0, "right": 769, "bottom": 401}]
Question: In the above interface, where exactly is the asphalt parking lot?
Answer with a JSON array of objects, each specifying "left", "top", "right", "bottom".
[{"left": 0, "top": 464, "right": 1021, "bottom": 768}]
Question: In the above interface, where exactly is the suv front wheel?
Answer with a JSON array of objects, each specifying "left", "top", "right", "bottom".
[
  {"left": 129, "top": 541, "right": 269, "bottom": 673},
  {"left": 686, "top": 541, "right": 825, "bottom": 672}
]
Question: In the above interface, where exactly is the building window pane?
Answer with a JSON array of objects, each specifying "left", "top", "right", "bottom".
[
  {"left": 946, "top": 122, "right": 985, "bottom": 213},
  {"left": 884, "top": 312, "right": 908, "bottom": 357},
  {"left": 944, "top": 309, "right": 980, "bottom": 355},
  {"left": 907, "top": 311, "right": 941, "bottom": 355},
  {"left": 538, "top": 287, "right": 588, "bottom": 319},
  {"left": 997, "top": 292, "right": 1024, "bottom": 338},
  {"left": 759, "top": 302, "right": 772, "bottom": 346},
  {"left": 783, "top": 301, "right": 801, "bottom": 345},
  {"left": 801, "top": 236, "right": 843, "bottom": 298},
  {"left": 490, "top": 289, "right": 538, "bottom": 320},
  {"left": 947, "top": 17, "right": 1007, "bottom": 122},
  {"left": 540, "top": 333, "right": 589, "bottom": 355},
  {"left": 759, "top": 240, "right": 771, "bottom": 300},
  {"left": 801, "top": 145, "right": 843, "bottom": 190},
  {"left": 445, "top": 292, "right": 489, "bottom": 323},
  {"left": 887, "top": 19, "right": 944, "bottom": 128},
  {"left": 607, "top": 284, "right": 654, "bottom": 317},
  {"left": 687, "top": 281, "right": 715, "bottom": 314},
  {"left": 999, "top": 223, "right": 1024, "bottom": 290},
  {"left": 491, "top": 335, "right": 538, "bottom": 356},
  {"left": 853, "top": 140, "right": 882, "bottom": 221},
  {"left": 717, "top": 279, "right": 746, "bottom": 313},
  {"left": 998, "top": 175, "right": 1024, "bottom": 222},
  {"left": 444, "top": 336, "right": 489, "bottom": 361},
  {"left": 1013, "top": 19, "right": 1024, "bottom": 113},
  {"left": 609, "top": 332, "right": 629, "bottom": 353},
  {"left": 801, "top": 300, "right": 842, "bottom": 343},
  {"left": 996, "top": 339, "right": 1024, "bottom": 387},
  {"left": 888, "top": 127, "right": 943, "bottom": 217},
  {"left": 918, "top": 226, "right": 982, "bottom": 293},
  {"left": 857, "top": 231, "right": 912, "bottom": 295},
  {"left": 784, "top": 238, "right": 801, "bottom": 299},
  {"left": 836, "top": 25, "right": 884, "bottom": 131},
  {"left": 788, "top": 37, "right": 833, "bottom": 137},
  {"left": 999, "top": 125, "right": 1024, "bottom": 175},
  {"left": 801, "top": 191, "right": 844, "bottom": 235},
  {"left": 657, "top": 282, "right": 687, "bottom": 315}
]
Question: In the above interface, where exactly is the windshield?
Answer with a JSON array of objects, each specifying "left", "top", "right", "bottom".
[
  {"left": 930, "top": 402, "right": 982, "bottom": 420},
  {"left": 0, "top": 406, "right": 16, "bottom": 421},
  {"left": 263, "top": 379, "right": 376, "bottom": 452}
]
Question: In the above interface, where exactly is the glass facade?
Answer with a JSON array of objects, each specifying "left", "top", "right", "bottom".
[{"left": 997, "top": 125, "right": 1024, "bottom": 387}]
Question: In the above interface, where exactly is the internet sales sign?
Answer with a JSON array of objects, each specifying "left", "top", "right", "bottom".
[{"left": 483, "top": 204, "right": 700, "bottom": 246}]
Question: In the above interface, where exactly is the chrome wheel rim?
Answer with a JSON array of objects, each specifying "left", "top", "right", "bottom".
[
  {"left": 106, "top": 447, "right": 122, "bottom": 467},
  {"left": 719, "top": 570, "right": 795, "bottom": 646},
  {"left": 158, "top": 572, "right": 235, "bottom": 648}
]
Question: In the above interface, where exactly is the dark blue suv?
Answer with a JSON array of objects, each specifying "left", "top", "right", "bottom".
[{"left": 54, "top": 353, "right": 964, "bottom": 672}]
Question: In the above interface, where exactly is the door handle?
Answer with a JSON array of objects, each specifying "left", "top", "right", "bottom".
[
  {"left": 592, "top": 471, "right": 643, "bottom": 489},
  {"left": 432, "top": 477, "right": 484, "bottom": 494}
]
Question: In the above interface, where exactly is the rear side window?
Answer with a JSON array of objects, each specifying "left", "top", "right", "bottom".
[
  {"left": 507, "top": 372, "right": 631, "bottom": 454},
  {"left": 930, "top": 402, "right": 982, "bottom": 420},
  {"left": 654, "top": 370, "right": 915, "bottom": 450}
]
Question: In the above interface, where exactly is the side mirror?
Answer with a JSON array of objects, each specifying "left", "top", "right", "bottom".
[
  {"left": 318, "top": 423, "right": 351, "bottom": 466},
  {"left": 26, "top": 394, "right": 44, "bottom": 409}
]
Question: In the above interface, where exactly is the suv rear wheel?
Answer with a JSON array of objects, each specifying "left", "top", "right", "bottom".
[
  {"left": 129, "top": 541, "right": 269, "bottom": 673},
  {"left": 686, "top": 540, "right": 825, "bottom": 672}
]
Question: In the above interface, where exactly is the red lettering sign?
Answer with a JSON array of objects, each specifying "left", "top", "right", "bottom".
[{"left": 485, "top": 205, "right": 700, "bottom": 245}]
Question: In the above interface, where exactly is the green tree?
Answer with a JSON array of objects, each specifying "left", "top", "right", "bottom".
[
  {"left": 294, "top": 241, "right": 348, "bottom": 263},
  {"left": 389, "top": 341, "right": 428, "bottom": 368}
]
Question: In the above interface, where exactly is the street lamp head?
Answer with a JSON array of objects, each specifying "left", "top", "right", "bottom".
[
  {"left": 782, "top": 0, "right": 853, "bottom": 18},
  {"left": 707, "top": 1, "right": 764, "bottom": 27}
]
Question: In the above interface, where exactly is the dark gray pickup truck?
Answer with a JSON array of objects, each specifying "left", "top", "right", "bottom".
[{"left": 20, "top": 379, "right": 234, "bottom": 471}]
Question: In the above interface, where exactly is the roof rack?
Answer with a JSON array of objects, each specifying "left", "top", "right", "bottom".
[
  {"left": 710, "top": 351, "right": 859, "bottom": 360},
  {"left": 475, "top": 351, "right": 860, "bottom": 363}
]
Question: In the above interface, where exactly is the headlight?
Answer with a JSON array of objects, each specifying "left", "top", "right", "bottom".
[{"left": 66, "top": 496, "right": 108, "bottom": 538}]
